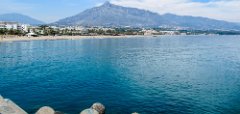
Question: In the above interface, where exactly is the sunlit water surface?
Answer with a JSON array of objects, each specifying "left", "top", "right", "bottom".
[{"left": 1, "top": 36, "right": 240, "bottom": 114}]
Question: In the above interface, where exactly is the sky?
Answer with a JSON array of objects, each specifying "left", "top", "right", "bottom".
[{"left": 0, "top": 0, "right": 239, "bottom": 23}]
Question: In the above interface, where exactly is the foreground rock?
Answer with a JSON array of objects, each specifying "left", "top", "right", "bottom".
[
  {"left": 0, "top": 95, "right": 27, "bottom": 114},
  {"left": 1, "top": 95, "right": 137, "bottom": 114},
  {"left": 91, "top": 103, "right": 105, "bottom": 114},
  {"left": 80, "top": 103, "right": 105, "bottom": 114},
  {"left": 36, "top": 106, "right": 55, "bottom": 114}
]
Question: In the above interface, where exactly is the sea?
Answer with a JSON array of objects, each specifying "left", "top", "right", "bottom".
[{"left": 0, "top": 36, "right": 240, "bottom": 114}]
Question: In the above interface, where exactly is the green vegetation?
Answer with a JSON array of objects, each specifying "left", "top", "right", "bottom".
[
  {"left": 1, "top": 25, "right": 240, "bottom": 37},
  {"left": 0, "top": 28, "right": 24, "bottom": 36}
]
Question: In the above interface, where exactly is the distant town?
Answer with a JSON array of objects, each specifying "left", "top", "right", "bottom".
[{"left": 1, "top": 21, "right": 240, "bottom": 38}]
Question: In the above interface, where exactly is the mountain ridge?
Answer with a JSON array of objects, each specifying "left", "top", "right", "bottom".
[
  {"left": 54, "top": 2, "right": 240, "bottom": 30},
  {"left": 0, "top": 13, "right": 45, "bottom": 25}
]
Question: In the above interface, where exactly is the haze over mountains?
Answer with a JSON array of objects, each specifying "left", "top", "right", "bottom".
[
  {"left": 0, "top": 13, "right": 44, "bottom": 25},
  {"left": 54, "top": 2, "right": 240, "bottom": 30},
  {"left": 1, "top": 2, "right": 240, "bottom": 30}
]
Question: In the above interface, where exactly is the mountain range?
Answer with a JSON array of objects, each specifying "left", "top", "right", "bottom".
[
  {"left": 0, "top": 13, "right": 44, "bottom": 25},
  {"left": 1, "top": 2, "right": 240, "bottom": 30},
  {"left": 54, "top": 2, "right": 240, "bottom": 30}
]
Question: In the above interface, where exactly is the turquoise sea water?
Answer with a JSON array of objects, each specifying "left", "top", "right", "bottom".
[{"left": 0, "top": 36, "right": 240, "bottom": 114}]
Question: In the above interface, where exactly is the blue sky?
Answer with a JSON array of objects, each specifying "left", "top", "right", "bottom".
[
  {"left": 0, "top": 0, "right": 239, "bottom": 23},
  {"left": 192, "top": 0, "right": 211, "bottom": 2},
  {"left": 0, "top": 0, "right": 106, "bottom": 22}
]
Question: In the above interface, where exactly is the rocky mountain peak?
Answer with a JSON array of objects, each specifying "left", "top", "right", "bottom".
[{"left": 101, "top": 1, "right": 114, "bottom": 7}]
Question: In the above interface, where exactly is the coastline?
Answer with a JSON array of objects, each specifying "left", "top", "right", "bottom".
[
  {"left": 0, "top": 35, "right": 150, "bottom": 42},
  {"left": 0, "top": 34, "right": 234, "bottom": 42}
]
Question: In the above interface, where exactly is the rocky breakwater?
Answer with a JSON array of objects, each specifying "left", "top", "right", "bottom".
[
  {"left": 0, "top": 95, "right": 27, "bottom": 114},
  {"left": 1, "top": 95, "right": 139, "bottom": 114}
]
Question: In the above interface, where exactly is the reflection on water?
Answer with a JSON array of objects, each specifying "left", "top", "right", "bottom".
[{"left": 0, "top": 36, "right": 240, "bottom": 114}]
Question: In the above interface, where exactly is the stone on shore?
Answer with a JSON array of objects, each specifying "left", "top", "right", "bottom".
[
  {"left": 54, "top": 111, "right": 64, "bottom": 114},
  {"left": 0, "top": 95, "right": 28, "bottom": 114},
  {"left": 91, "top": 103, "right": 105, "bottom": 114},
  {"left": 36, "top": 106, "right": 55, "bottom": 114},
  {"left": 80, "top": 102, "right": 105, "bottom": 114},
  {"left": 0, "top": 95, "right": 3, "bottom": 103},
  {"left": 80, "top": 108, "right": 99, "bottom": 114}
]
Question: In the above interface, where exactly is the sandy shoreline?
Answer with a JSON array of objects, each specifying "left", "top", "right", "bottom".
[{"left": 0, "top": 35, "right": 149, "bottom": 42}]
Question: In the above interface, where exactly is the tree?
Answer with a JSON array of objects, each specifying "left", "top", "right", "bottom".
[{"left": 0, "top": 29, "right": 7, "bottom": 35}]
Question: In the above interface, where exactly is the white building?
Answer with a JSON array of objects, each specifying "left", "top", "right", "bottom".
[
  {"left": 6, "top": 24, "right": 18, "bottom": 30},
  {"left": 0, "top": 21, "right": 29, "bottom": 32},
  {"left": 0, "top": 22, "right": 18, "bottom": 30},
  {"left": 159, "top": 31, "right": 179, "bottom": 35},
  {"left": 26, "top": 32, "right": 38, "bottom": 37},
  {"left": 142, "top": 29, "right": 159, "bottom": 35},
  {"left": 0, "top": 23, "right": 6, "bottom": 29},
  {"left": 17, "top": 24, "right": 29, "bottom": 32}
]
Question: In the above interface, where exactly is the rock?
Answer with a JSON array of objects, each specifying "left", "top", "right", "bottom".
[
  {"left": 36, "top": 106, "right": 55, "bottom": 114},
  {"left": 0, "top": 106, "right": 16, "bottom": 113},
  {"left": 55, "top": 111, "right": 64, "bottom": 114},
  {"left": 80, "top": 102, "right": 105, "bottom": 114},
  {"left": 0, "top": 95, "right": 3, "bottom": 103},
  {"left": 91, "top": 103, "right": 105, "bottom": 114},
  {"left": 80, "top": 108, "right": 99, "bottom": 114},
  {"left": 0, "top": 96, "right": 27, "bottom": 114}
]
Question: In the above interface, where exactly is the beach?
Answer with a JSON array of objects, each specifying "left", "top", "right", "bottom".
[{"left": 0, "top": 35, "right": 149, "bottom": 42}]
